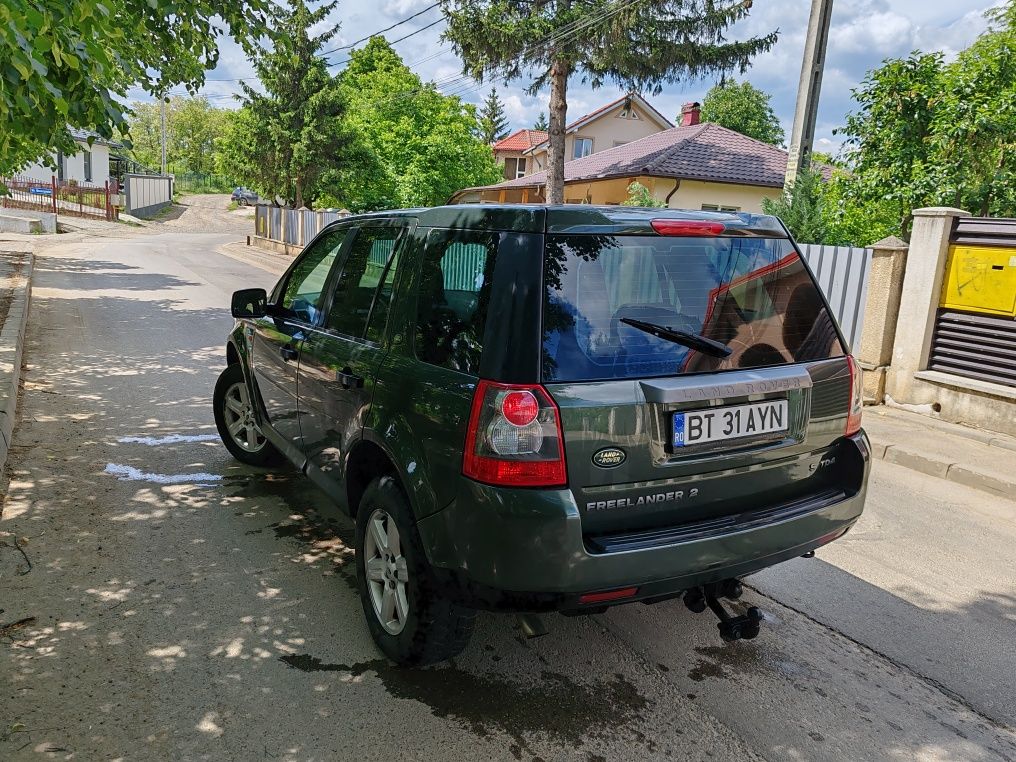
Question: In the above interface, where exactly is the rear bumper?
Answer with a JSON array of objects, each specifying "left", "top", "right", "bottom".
[{"left": 417, "top": 432, "right": 870, "bottom": 611}]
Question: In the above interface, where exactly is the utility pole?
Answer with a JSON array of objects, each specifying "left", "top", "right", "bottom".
[
  {"left": 785, "top": 0, "right": 834, "bottom": 190},
  {"left": 160, "top": 96, "right": 168, "bottom": 176}
]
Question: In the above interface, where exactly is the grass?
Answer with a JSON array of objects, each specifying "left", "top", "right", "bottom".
[{"left": 227, "top": 200, "right": 239, "bottom": 211}]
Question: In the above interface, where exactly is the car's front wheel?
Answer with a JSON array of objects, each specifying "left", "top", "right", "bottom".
[
  {"left": 355, "top": 476, "right": 475, "bottom": 665},
  {"left": 213, "top": 364, "right": 282, "bottom": 466}
]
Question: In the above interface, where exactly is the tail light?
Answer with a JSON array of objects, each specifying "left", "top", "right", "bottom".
[
  {"left": 462, "top": 380, "right": 567, "bottom": 487},
  {"left": 845, "top": 355, "right": 863, "bottom": 436}
]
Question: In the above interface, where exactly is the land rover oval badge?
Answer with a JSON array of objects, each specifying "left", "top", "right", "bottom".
[{"left": 592, "top": 447, "right": 626, "bottom": 468}]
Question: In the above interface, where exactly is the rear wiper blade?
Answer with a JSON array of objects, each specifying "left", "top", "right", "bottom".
[{"left": 620, "top": 317, "right": 732, "bottom": 359}]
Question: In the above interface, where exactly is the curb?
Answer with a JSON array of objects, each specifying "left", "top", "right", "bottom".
[
  {"left": 873, "top": 442, "right": 1016, "bottom": 499},
  {"left": 0, "top": 251, "right": 33, "bottom": 475}
]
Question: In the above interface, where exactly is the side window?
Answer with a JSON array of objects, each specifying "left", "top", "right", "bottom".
[
  {"left": 415, "top": 229, "right": 499, "bottom": 375},
  {"left": 281, "top": 230, "right": 348, "bottom": 323},
  {"left": 365, "top": 243, "right": 405, "bottom": 343},
  {"left": 325, "top": 226, "right": 401, "bottom": 338}
]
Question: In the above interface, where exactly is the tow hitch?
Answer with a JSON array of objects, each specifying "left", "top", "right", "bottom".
[{"left": 683, "top": 580, "right": 763, "bottom": 642}]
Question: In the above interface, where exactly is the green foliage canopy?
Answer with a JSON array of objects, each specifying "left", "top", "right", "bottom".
[
  {"left": 219, "top": 0, "right": 348, "bottom": 208},
  {"left": 0, "top": 0, "right": 269, "bottom": 176},
  {"left": 840, "top": 1, "right": 1016, "bottom": 234},
  {"left": 700, "top": 80, "right": 784, "bottom": 145},
  {"left": 477, "top": 87, "right": 510, "bottom": 144},
  {"left": 124, "top": 96, "right": 230, "bottom": 175},
  {"left": 439, "top": 0, "right": 777, "bottom": 203},
  {"left": 332, "top": 38, "right": 501, "bottom": 211}
]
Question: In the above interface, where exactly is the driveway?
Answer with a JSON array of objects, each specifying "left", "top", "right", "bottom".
[{"left": 1, "top": 219, "right": 1014, "bottom": 760}]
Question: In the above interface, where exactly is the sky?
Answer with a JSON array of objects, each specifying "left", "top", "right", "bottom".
[{"left": 135, "top": 0, "right": 1002, "bottom": 155}]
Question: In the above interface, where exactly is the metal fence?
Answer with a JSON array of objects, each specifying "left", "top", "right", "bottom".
[
  {"left": 124, "top": 174, "right": 173, "bottom": 218},
  {"left": 1, "top": 175, "right": 118, "bottom": 220},
  {"left": 254, "top": 204, "right": 350, "bottom": 246},
  {"left": 249, "top": 206, "right": 874, "bottom": 352},
  {"left": 798, "top": 243, "right": 873, "bottom": 351}
]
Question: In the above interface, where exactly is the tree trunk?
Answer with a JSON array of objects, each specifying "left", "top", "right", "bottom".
[{"left": 546, "top": 57, "right": 569, "bottom": 205}]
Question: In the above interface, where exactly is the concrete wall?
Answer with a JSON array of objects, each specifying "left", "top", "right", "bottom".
[
  {"left": 528, "top": 101, "right": 669, "bottom": 174},
  {"left": 884, "top": 207, "right": 1016, "bottom": 435}
]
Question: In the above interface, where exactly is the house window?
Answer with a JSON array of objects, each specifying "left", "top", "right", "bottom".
[
  {"left": 701, "top": 204, "right": 741, "bottom": 212},
  {"left": 613, "top": 140, "right": 629, "bottom": 148},
  {"left": 83, "top": 148, "right": 92, "bottom": 183},
  {"left": 503, "top": 157, "right": 527, "bottom": 180},
  {"left": 573, "top": 138, "right": 593, "bottom": 159},
  {"left": 617, "top": 107, "right": 640, "bottom": 120}
]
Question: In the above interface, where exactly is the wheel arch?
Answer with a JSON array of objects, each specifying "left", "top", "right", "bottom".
[{"left": 345, "top": 438, "right": 403, "bottom": 519}]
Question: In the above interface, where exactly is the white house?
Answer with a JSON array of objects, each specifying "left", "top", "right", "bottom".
[{"left": 19, "top": 128, "right": 119, "bottom": 186}]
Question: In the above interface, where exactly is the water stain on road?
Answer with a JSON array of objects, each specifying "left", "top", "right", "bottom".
[{"left": 279, "top": 653, "right": 651, "bottom": 754}]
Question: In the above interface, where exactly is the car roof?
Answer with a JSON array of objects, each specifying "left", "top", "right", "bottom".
[{"left": 324, "top": 204, "right": 788, "bottom": 237}]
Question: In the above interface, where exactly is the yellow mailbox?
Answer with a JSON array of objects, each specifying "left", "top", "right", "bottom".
[{"left": 940, "top": 245, "right": 1016, "bottom": 317}]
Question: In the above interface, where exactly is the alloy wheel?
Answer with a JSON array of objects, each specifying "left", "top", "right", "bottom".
[
  {"left": 363, "top": 508, "right": 410, "bottom": 635},
  {"left": 222, "top": 381, "right": 266, "bottom": 453}
]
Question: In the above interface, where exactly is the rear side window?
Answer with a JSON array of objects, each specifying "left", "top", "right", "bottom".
[
  {"left": 415, "top": 229, "right": 499, "bottom": 375},
  {"left": 325, "top": 226, "right": 400, "bottom": 337},
  {"left": 542, "top": 234, "right": 845, "bottom": 382}
]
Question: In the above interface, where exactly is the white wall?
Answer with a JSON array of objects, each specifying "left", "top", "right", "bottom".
[{"left": 16, "top": 141, "right": 111, "bottom": 186}]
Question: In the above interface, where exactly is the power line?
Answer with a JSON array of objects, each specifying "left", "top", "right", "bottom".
[
  {"left": 320, "top": 2, "right": 440, "bottom": 55},
  {"left": 326, "top": 18, "right": 445, "bottom": 67}
]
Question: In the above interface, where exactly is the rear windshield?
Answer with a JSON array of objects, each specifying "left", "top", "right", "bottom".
[{"left": 542, "top": 234, "right": 845, "bottom": 382}]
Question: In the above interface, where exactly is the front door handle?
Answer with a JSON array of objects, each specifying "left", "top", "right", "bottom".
[
  {"left": 337, "top": 368, "right": 364, "bottom": 389},
  {"left": 280, "top": 345, "right": 299, "bottom": 362}
]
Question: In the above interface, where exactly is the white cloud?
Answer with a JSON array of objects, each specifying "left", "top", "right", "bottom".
[{"left": 128, "top": 0, "right": 1000, "bottom": 150}]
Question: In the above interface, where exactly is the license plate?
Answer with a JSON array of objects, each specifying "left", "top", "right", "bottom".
[{"left": 673, "top": 400, "right": 789, "bottom": 448}]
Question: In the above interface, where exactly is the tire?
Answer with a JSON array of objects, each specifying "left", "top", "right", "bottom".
[
  {"left": 238, "top": 198, "right": 248, "bottom": 207},
  {"left": 355, "top": 476, "right": 475, "bottom": 666},
  {"left": 213, "top": 364, "right": 283, "bottom": 467}
]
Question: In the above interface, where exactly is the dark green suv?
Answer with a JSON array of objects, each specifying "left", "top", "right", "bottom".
[{"left": 215, "top": 205, "right": 869, "bottom": 665}]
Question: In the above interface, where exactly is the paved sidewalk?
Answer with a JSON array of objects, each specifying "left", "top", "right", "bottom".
[{"left": 863, "top": 405, "right": 1016, "bottom": 498}]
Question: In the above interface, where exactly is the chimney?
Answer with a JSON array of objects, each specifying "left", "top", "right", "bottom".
[{"left": 680, "top": 102, "right": 701, "bottom": 127}]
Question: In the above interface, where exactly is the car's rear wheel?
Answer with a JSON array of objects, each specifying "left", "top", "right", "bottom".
[
  {"left": 355, "top": 476, "right": 475, "bottom": 665},
  {"left": 238, "top": 197, "right": 248, "bottom": 207},
  {"left": 213, "top": 364, "right": 282, "bottom": 466}
]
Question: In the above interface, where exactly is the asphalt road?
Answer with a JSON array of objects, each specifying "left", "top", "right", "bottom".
[{"left": 1, "top": 213, "right": 1014, "bottom": 760}]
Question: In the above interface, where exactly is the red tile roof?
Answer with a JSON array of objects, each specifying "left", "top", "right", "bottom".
[
  {"left": 492, "top": 129, "right": 549, "bottom": 152},
  {"left": 481, "top": 123, "right": 830, "bottom": 190}
]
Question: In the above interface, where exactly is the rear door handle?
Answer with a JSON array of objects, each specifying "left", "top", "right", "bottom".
[
  {"left": 280, "top": 345, "right": 299, "bottom": 362},
  {"left": 337, "top": 368, "right": 364, "bottom": 389}
]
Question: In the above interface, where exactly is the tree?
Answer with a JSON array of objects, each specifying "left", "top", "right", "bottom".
[
  {"left": 331, "top": 38, "right": 501, "bottom": 211},
  {"left": 839, "top": 53, "right": 943, "bottom": 237},
  {"left": 761, "top": 166, "right": 828, "bottom": 244},
  {"left": 700, "top": 80, "right": 784, "bottom": 145},
  {"left": 1, "top": 0, "right": 269, "bottom": 177},
  {"left": 477, "top": 87, "right": 510, "bottom": 144},
  {"left": 534, "top": 112, "right": 549, "bottom": 131},
  {"left": 621, "top": 181, "right": 664, "bottom": 207},
  {"left": 439, "top": 0, "right": 776, "bottom": 203},
  {"left": 124, "top": 96, "right": 230, "bottom": 175},
  {"left": 225, "top": 0, "right": 348, "bottom": 207}
]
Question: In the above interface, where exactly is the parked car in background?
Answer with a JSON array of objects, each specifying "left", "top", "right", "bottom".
[
  {"left": 214, "top": 205, "right": 870, "bottom": 666},
  {"left": 230, "top": 187, "right": 258, "bottom": 206}
]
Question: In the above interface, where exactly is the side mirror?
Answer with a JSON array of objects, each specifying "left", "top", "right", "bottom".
[{"left": 231, "top": 288, "right": 268, "bottom": 319}]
